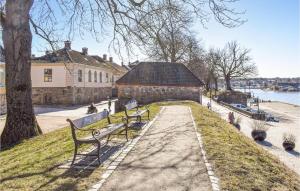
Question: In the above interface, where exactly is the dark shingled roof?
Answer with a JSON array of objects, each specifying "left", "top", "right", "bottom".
[
  {"left": 116, "top": 62, "right": 204, "bottom": 87},
  {"left": 32, "top": 48, "right": 127, "bottom": 75}
]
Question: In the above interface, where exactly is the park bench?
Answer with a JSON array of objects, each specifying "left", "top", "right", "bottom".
[
  {"left": 66, "top": 109, "right": 128, "bottom": 165},
  {"left": 124, "top": 99, "right": 150, "bottom": 124}
]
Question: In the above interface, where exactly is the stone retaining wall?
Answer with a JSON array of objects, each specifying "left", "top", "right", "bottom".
[
  {"left": 0, "top": 94, "right": 6, "bottom": 114},
  {"left": 32, "top": 87, "right": 112, "bottom": 105},
  {"left": 117, "top": 85, "right": 202, "bottom": 105}
]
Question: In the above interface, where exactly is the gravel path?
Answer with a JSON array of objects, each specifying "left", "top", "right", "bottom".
[
  {"left": 0, "top": 100, "right": 115, "bottom": 135},
  {"left": 202, "top": 97, "right": 300, "bottom": 176},
  {"left": 100, "top": 106, "right": 212, "bottom": 191}
]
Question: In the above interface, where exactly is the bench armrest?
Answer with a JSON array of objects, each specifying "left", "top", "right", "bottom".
[
  {"left": 92, "top": 129, "right": 102, "bottom": 141},
  {"left": 122, "top": 116, "right": 128, "bottom": 124}
]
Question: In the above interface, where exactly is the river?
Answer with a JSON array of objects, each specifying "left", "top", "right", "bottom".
[{"left": 236, "top": 89, "right": 300, "bottom": 106}]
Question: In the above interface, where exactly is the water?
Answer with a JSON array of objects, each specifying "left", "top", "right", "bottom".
[{"left": 237, "top": 89, "right": 300, "bottom": 106}]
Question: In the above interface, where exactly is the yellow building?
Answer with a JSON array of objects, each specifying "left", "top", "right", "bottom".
[{"left": 31, "top": 41, "right": 128, "bottom": 105}]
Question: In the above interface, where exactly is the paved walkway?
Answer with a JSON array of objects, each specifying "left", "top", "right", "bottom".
[
  {"left": 202, "top": 96, "right": 300, "bottom": 176},
  {"left": 100, "top": 106, "right": 212, "bottom": 191}
]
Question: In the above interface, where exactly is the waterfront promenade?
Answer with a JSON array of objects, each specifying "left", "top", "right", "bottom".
[{"left": 203, "top": 97, "right": 300, "bottom": 175}]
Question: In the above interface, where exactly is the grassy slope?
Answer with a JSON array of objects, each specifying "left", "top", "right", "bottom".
[
  {"left": 0, "top": 104, "right": 161, "bottom": 191},
  {"left": 188, "top": 101, "right": 300, "bottom": 191},
  {"left": 1, "top": 101, "right": 299, "bottom": 191}
]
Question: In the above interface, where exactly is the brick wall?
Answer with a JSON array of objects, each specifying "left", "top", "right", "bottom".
[
  {"left": 117, "top": 85, "right": 202, "bottom": 105},
  {"left": 32, "top": 87, "right": 112, "bottom": 105}
]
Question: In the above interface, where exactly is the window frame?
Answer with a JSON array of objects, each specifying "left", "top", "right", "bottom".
[
  {"left": 88, "top": 70, "right": 92, "bottom": 82},
  {"left": 78, "top": 69, "right": 83, "bottom": 82},
  {"left": 99, "top": 72, "right": 102, "bottom": 83},
  {"left": 44, "top": 68, "right": 53, "bottom": 82},
  {"left": 94, "top": 71, "right": 97, "bottom": 82}
]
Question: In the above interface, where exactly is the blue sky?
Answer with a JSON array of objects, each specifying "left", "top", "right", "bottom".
[{"left": 32, "top": 0, "right": 299, "bottom": 78}]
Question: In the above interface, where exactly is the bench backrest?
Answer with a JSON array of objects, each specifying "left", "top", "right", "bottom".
[
  {"left": 67, "top": 109, "right": 110, "bottom": 140},
  {"left": 125, "top": 99, "right": 138, "bottom": 111}
]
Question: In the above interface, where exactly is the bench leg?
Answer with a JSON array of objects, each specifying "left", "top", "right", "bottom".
[
  {"left": 106, "top": 135, "right": 111, "bottom": 144},
  {"left": 97, "top": 142, "right": 101, "bottom": 165},
  {"left": 71, "top": 143, "right": 78, "bottom": 166},
  {"left": 147, "top": 110, "right": 150, "bottom": 120},
  {"left": 125, "top": 125, "right": 128, "bottom": 141}
]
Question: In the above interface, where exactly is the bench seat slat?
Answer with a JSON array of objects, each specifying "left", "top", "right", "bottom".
[
  {"left": 125, "top": 100, "right": 138, "bottom": 110},
  {"left": 73, "top": 111, "right": 109, "bottom": 128},
  {"left": 128, "top": 109, "right": 147, "bottom": 117},
  {"left": 77, "top": 123, "right": 124, "bottom": 143}
]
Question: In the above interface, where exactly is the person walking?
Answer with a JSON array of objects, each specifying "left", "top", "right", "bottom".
[{"left": 207, "top": 102, "right": 211, "bottom": 110}]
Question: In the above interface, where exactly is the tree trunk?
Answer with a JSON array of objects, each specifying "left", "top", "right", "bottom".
[
  {"left": 1, "top": 0, "right": 42, "bottom": 148},
  {"left": 205, "top": 78, "right": 210, "bottom": 92},
  {"left": 225, "top": 75, "right": 232, "bottom": 91},
  {"left": 214, "top": 77, "right": 218, "bottom": 95}
]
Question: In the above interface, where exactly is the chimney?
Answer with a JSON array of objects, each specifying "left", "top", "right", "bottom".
[
  {"left": 82, "top": 47, "right": 88, "bottom": 55},
  {"left": 103, "top": 54, "right": 107, "bottom": 61},
  {"left": 64, "top": 40, "right": 71, "bottom": 50},
  {"left": 121, "top": 61, "right": 124, "bottom": 66},
  {"left": 109, "top": 57, "right": 113, "bottom": 62}
]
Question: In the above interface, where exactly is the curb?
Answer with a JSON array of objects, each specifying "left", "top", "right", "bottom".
[
  {"left": 88, "top": 106, "right": 166, "bottom": 191},
  {"left": 189, "top": 107, "right": 221, "bottom": 191}
]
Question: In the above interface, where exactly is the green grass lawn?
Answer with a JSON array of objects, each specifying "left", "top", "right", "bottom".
[
  {"left": 1, "top": 101, "right": 299, "bottom": 191},
  {"left": 0, "top": 104, "right": 161, "bottom": 191},
  {"left": 160, "top": 101, "right": 300, "bottom": 191}
]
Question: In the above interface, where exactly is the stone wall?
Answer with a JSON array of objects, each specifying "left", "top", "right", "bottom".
[
  {"left": 217, "top": 90, "right": 250, "bottom": 105},
  {"left": 117, "top": 85, "right": 202, "bottom": 105},
  {"left": 0, "top": 93, "right": 6, "bottom": 114},
  {"left": 32, "top": 87, "right": 112, "bottom": 105}
]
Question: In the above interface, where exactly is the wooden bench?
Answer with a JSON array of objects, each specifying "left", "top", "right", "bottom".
[
  {"left": 66, "top": 109, "right": 128, "bottom": 165},
  {"left": 124, "top": 99, "right": 150, "bottom": 124}
]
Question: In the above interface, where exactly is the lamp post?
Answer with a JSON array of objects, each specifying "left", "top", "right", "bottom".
[{"left": 257, "top": 96, "right": 260, "bottom": 113}]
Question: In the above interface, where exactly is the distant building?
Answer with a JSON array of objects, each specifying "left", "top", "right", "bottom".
[
  {"left": 31, "top": 41, "right": 128, "bottom": 105},
  {"left": 116, "top": 62, "right": 204, "bottom": 104}
]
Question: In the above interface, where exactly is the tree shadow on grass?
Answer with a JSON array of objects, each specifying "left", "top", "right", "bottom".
[
  {"left": 35, "top": 141, "right": 127, "bottom": 191},
  {"left": 0, "top": 141, "right": 127, "bottom": 191}
]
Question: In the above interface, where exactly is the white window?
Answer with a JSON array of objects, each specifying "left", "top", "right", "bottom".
[
  {"left": 88, "top": 70, "right": 92, "bottom": 82},
  {"left": 78, "top": 70, "right": 82, "bottom": 82},
  {"left": 106, "top": 73, "right": 109, "bottom": 83},
  {"left": 94, "top": 71, "right": 97, "bottom": 82},
  {"left": 99, "top": 72, "right": 102, "bottom": 83},
  {"left": 44, "top": 69, "right": 52, "bottom": 82}
]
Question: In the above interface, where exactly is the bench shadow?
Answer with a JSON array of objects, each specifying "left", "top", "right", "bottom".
[
  {"left": 129, "top": 121, "right": 148, "bottom": 130},
  {"left": 34, "top": 141, "right": 126, "bottom": 191}
]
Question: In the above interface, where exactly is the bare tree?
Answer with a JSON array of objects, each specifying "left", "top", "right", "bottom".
[
  {"left": 135, "top": 0, "right": 245, "bottom": 63},
  {"left": 0, "top": 0, "right": 245, "bottom": 147},
  {"left": 137, "top": 0, "right": 193, "bottom": 62},
  {"left": 215, "top": 41, "right": 257, "bottom": 90},
  {"left": 0, "top": 0, "right": 151, "bottom": 147},
  {"left": 201, "top": 48, "right": 220, "bottom": 92}
]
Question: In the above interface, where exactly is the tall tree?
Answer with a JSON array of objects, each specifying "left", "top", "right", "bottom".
[
  {"left": 0, "top": 0, "right": 245, "bottom": 147},
  {"left": 1, "top": 0, "right": 42, "bottom": 147},
  {"left": 138, "top": 0, "right": 193, "bottom": 62},
  {"left": 215, "top": 41, "right": 257, "bottom": 90}
]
